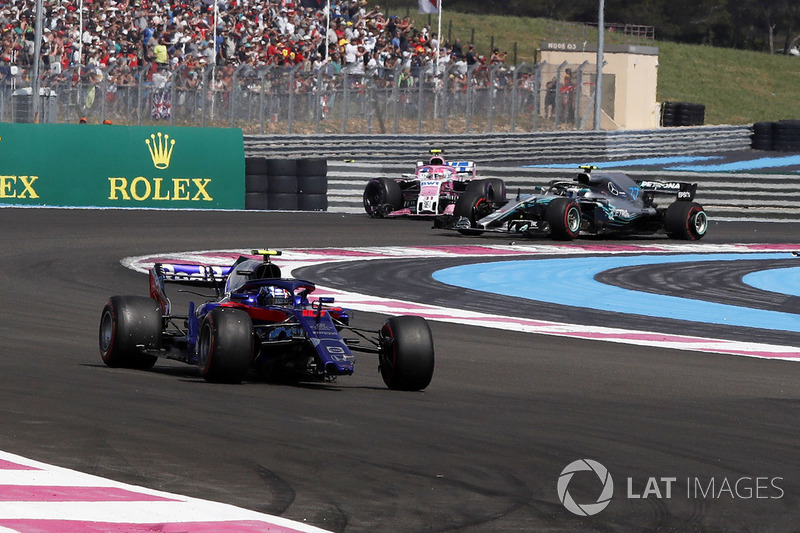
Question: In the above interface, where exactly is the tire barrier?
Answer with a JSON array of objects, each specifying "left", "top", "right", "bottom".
[
  {"left": 750, "top": 120, "right": 800, "bottom": 152},
  {"left": 243, "top": 157, "right": 328, "bottom": 211},
  {"left": 750, "top": 121, "right": 774, "bottom": 151},
  {"left": 661, "top": 102, "right": 705, "bottom": 127}
]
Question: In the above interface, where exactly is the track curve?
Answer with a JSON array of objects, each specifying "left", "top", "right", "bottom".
[
  {"left": 293, "top": 254, "right": 800, "bottom": 348},
  {"left": 2, "top": 208, "right": 800, "bottom": 532}
]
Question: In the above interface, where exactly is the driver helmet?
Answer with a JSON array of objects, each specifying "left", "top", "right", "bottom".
[{"left": 259, "top": 286, "right": 292, "bottom": 305}]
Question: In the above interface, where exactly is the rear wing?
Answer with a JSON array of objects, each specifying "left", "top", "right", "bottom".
[
  {"left": 153, "top": 263, "right": 232, "bottom": 286},
  {"left": 637, "top": 180, "right": 697, "bottom": 201},
  {"left": 448, "top": 161, "right": 476, "bottom": 178},
  {"left": 149, "top": 263, "right": 232, "bottom": 314}
]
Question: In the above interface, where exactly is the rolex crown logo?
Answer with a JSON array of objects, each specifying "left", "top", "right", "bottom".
[{"left": 145, "top": 132, "right": 176, "bottom": 169}]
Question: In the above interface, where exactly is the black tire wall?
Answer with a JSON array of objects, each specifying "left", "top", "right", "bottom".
[
  {"left": 750, "top": 120, "right": 800, "bottom": 152},
  {"left": 244, "top": 158, "right": 328, "bottom": 211},
  {"left": 661, "top": 102, "right": 705, "bottom": 127}
]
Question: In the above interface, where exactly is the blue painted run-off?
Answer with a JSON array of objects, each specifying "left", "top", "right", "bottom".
[
  {"left": 523, "top": 154, "right": 800, "bottom": 173},
  {"left": 523, "top": 155, "right": 722, "bottom": 169},
  {"left": 432, "top": 253, "right": 800, "bottom": 333},
  {"left": 743, "top": 267, "right": 800, "bottom": 297}
]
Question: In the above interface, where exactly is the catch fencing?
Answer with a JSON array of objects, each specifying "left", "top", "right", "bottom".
[{"left": 0, "top": 60, "right": 600, "bottom": 134}]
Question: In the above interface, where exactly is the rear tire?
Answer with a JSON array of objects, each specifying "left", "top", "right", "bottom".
[
  {"left": 197, "top": 307, "right": 253, "bottom": 384},
  {"left": 665, "top": 201, "right": 708, "bottom": 240},
  {"left": 99, "top": 296, "right": 161, "bottom": 369},
  {"left": 363, "top": 178, "right": 402, "bottom": 217},
  {"left": 379, "top": 316, "right": 434, "bottom": 391},
  {"left": 546, "top": 197, "right": 581, "bottom": 240}
]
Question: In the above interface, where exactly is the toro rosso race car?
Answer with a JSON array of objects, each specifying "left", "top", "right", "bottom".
[
  {"left": 363, "top": 150, "right": 507, "bottom": 218},
  {"left": 436, "top": 166, "right": 708, "bottom": 240},
  {"left": 99, "top": 251, "right": 435, "bottom": 390}
]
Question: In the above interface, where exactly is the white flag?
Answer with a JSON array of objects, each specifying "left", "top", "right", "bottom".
[{"left": 418, "top": 0, "right": 439, "bottom": 14}]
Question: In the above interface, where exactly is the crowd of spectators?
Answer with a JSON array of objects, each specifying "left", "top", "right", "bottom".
[{"left": 0, "top": 0, "right": 510, "bottom": 91}]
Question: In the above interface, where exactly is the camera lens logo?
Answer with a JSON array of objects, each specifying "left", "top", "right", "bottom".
[{"left": 557, "top": 459, "right": 614, "bottom": 516}]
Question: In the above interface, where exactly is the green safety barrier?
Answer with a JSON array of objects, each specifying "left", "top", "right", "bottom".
[{"left": 0, "top": 123, "right": 244, "bottom": 209}]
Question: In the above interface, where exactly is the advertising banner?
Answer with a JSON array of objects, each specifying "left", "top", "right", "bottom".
[{"left": 0, "top": 123, "right": 245, "bottom": 209}]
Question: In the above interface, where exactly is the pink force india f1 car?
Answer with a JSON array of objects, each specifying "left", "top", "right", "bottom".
[
  {"left": 99, "top": 250, "right": 435, "bottom": 390},
  {"left": 363, "top": 150, "right": 507, "bottom": 218}
]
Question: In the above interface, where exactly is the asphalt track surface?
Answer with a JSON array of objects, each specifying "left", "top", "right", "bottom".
[{"left": 2, "top": 207, "right": 800, "bottom": 532}]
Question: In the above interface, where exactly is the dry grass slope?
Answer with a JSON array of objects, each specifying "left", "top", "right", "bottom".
[{"left": 415, "top": 11, "right": 796, "bottom": 125}]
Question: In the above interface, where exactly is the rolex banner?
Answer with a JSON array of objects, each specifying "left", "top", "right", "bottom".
[{"left": 0, "top": 123, "right": 245, "bottom": 209}]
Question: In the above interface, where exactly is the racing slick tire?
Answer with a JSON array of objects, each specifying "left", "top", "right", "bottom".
[
  {"left": 379, "top": 316, "right": 434, "bottom": 391},
  {"left": 245, "top": 156, "right": 269, "bottom": 176},
  {"left": 266, "top": 158, "right": 297, "bottom": 177},
  {"left": 465, "top": 178, "right": 506, "bottom": 203},
  {"left": 296, "top": 158, "right": 328, "bottom": 177},
  {"left": 268, "top": 175, "right": 298, "bottom": 194},
  {"left": 665, "top": 201, "right": 708, "bottom": 240},
  {"left": 363, "top": 177, "right": 402, "bottom": 217},
  {"left": 245, "top": 174, "right": 269, "bottom": 193},
  {"left": 297, "top": 174, "right": 328, "bottom": 195},
  {"left": 298, "top": 193, "right": 328, "bottom": 211},
  {"left": 452, "top": 189, "right": 492, "bottom": 235},
  {"left": 99, "top": 296, "right": 161, "bottom": 370},
  {"left": 245, "top": 192, "right": 270, "bottom": 210},
  {"left": 197, "top": 307, "right": 253, "bottom": 384},
  {"left": 268, "top": 193, "right": 299, "bottom": 211},
  {"left": 546, "top": 197, "right": 581, "bottom": 240}
]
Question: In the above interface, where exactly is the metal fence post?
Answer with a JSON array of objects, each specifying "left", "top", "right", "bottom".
[
  {"left": 313, "top": 69, "right": 323, "bottom": 133},
  {"left": 136, "top": 64, "right": 147, "bottom": 126},
  {"left": 575, "top": 60, "right": 589, "bottom": 129},
  {"left": 342, "top": 70, "right": 349, "bottom": 134},
  {"left": 533, "top": 62, "right": 544, "bottom": 132},
  {"left": 200, "top": 65, "right": 209, "bottom": 128},
  {"left": 488, "top": 65, "right": 496, "bottom": 132},
  {"left": 466, "top": 64, "right": 473, "bottom": 133},
  {"left": 258, "top": 67, "right": 268, "bottom": 134},
  {"left": 287, "top": 65, "right": 298, "bottom": 134},
  {"left": 392, "top": 63, "right": 401, "bottom": 133},
  {"left": 510, "top": 63, "right": 522, "bottom": 132},
  {"left": 554, "top": 61, "right": 567, "bottom": 131}
]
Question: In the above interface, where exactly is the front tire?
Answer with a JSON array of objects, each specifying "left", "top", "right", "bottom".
[
  {"left": 197, "top": 307, "right": 253, "bottom": 384},
  {"left": 363, "top": 178, "right": 402, "bottom": 217},
  {"left": 99, "top": 296, "right": 161, "bottom": 369},
  {"left": 546, "top": 197, "right": 581, "bottom": 240},
  {"left": 453, "top": 189, "right": 492, "bottom": 235},
  {"left": 379, "top": 316, "right": 435, "bottom": 391},
  {"left": 466, "top": 178, "right": 506, "bottom": 203},
  {"left": 665, "top": 201, "right": 708, "bottom": 240}
]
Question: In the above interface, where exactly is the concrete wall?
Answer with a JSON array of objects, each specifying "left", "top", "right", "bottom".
[{"left": 540, "top": 43, "right": 660, "bottom": 130}]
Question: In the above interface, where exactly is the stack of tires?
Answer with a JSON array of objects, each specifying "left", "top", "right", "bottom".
[
  {"left": 750, "top": 121, "right": 774, "bottom": 151},
  {"left": 244, "top": 158, "right": 328, "bottom": 211},
  {"left": 661, "top": 102, "right": 705, "bottom": 127},
  {"left": 770, "top": 120, "right": 800, "bottom": 152}
]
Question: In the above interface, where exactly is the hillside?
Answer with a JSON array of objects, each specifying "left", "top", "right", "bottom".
[{"left": 411, "top": 11, "right": 800, "bottom": 125}]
